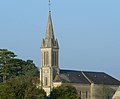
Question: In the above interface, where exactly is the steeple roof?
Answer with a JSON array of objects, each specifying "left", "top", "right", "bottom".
[
  {"left": 41, "top": 11, "right": 59, "bottom": 48},
  {"left": 45, "top": 11, "right": 54, "bottom": 39}
]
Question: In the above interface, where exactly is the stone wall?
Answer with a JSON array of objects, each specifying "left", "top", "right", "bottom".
[{"left": 63, "top": 83, "right": 119, "bottom": 99}]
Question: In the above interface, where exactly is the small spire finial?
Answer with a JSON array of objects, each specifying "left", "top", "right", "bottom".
[{"left": 49, "top": 0, "right": 51, "bottom": 12}]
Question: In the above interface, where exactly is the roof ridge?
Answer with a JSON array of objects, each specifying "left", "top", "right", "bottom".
[
  {"left": 81, "top": 71, "right": 93, "bottom": 84},
  {"left": 60, "top": 69, "right": 104, "bottom": 73}
]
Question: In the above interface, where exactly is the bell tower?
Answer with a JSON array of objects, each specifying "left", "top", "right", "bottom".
[{"left": 40, "top": 11, "right": 60, "bottom": 96}]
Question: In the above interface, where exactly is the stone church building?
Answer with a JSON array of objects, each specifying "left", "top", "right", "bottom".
[{"left": 39, "top": 11, "right": 120, "bottom": 99}]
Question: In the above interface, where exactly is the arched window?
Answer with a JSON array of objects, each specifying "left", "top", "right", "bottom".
[
  {"left": 54, "top": 52, "right": 56, "bottom": 66},
  {"left": 46, "top": 52, "right": 49, "bottom": 65},
  {"left": 56, "top": 51, "right": 58, "bottom": 66},
  {"left": 86, "top": 91, "right": 88, "bottom": 98},
  {"left": 52, "top": 52, "right": 54, "bottom": 66},
  {"left": 44, "top": 52, "right": 46, "bottom": 65},
  {"left": 45, "top": 77, "right": 48, "bottom": 86},
  {"left": 43, "top": 52, "right": 49, "bottom": 66},
  {"left": 79, "top": 91, "right": 82, "bottom": 99},
  {"left": 52, "top": 51, "right": 58, "bottom": 66}
]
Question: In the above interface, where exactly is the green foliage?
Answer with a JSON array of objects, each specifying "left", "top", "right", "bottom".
[
  {"left": 0, "top": 49, "right": 39, "bottom": 82},
  {"left": 50, "top": 85, "right": 78, "bottom": 99},
  {"left": 0, "top": 49, "right": 43, "bottom": 98},
  {"left": 0, "top": 77, "right": 46, "bottom": 99},
  {"left": 0, "top": 49, "right": 17, "bottom": 82}
]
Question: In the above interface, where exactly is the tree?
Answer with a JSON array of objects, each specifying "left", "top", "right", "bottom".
[
  {"left": 0, "top": 49, "right": 16, "bottom": 82},
  {"left": 9, "top": 59, "right": 39, "bottom": 77},
  {"left": 50, "top": 85, "right": 78, "bottom": 99},
  {"left": 0, "top": 76, "right": 46, "bottom": 99},
  {"left": 21, "top": 60, "right": 39, "bottom": 77},
  {"left": 0, "top": 49, "right": 39, "bottom": 82}
]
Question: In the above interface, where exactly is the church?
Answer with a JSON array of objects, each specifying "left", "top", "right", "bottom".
[{"left": 39, "top": 11, "right": 120, "bottom": 99}]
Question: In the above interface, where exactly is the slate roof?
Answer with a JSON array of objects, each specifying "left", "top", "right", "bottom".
[
  {"left": 60, "top": 70, "right": 90, "bottom": 84},
  {"left": 60, "top": 69, "right": 120, "bottom": 85}
]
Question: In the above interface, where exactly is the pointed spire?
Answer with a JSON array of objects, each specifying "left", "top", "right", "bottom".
[{"left": 45, "top": 11, "right": 54, "bottom": 39}]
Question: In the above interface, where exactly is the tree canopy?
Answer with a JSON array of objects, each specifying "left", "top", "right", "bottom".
[
  {"left": 0, "top": 76, "right": 46, "bottom": 99},
  {"left": 0, "top": 49, "right": 39, "bottom": 82},
  {"left": 0, "top": 49, "right": 16, "bottom": 82},
  {"left": 50, "top": 85, "right": 78, "bottom": 99},
  {"left": 0, "top": 49, "right": 45, "bottom": 98}
]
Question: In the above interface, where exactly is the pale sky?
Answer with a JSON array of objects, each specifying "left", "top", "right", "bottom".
[{"left": 0, "top": 0, "right": 120, "bottom": 79}]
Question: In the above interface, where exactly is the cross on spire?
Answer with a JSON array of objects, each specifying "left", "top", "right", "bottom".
[{"left": 49, "top": 0, "right": 51, "bottom": 12}]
